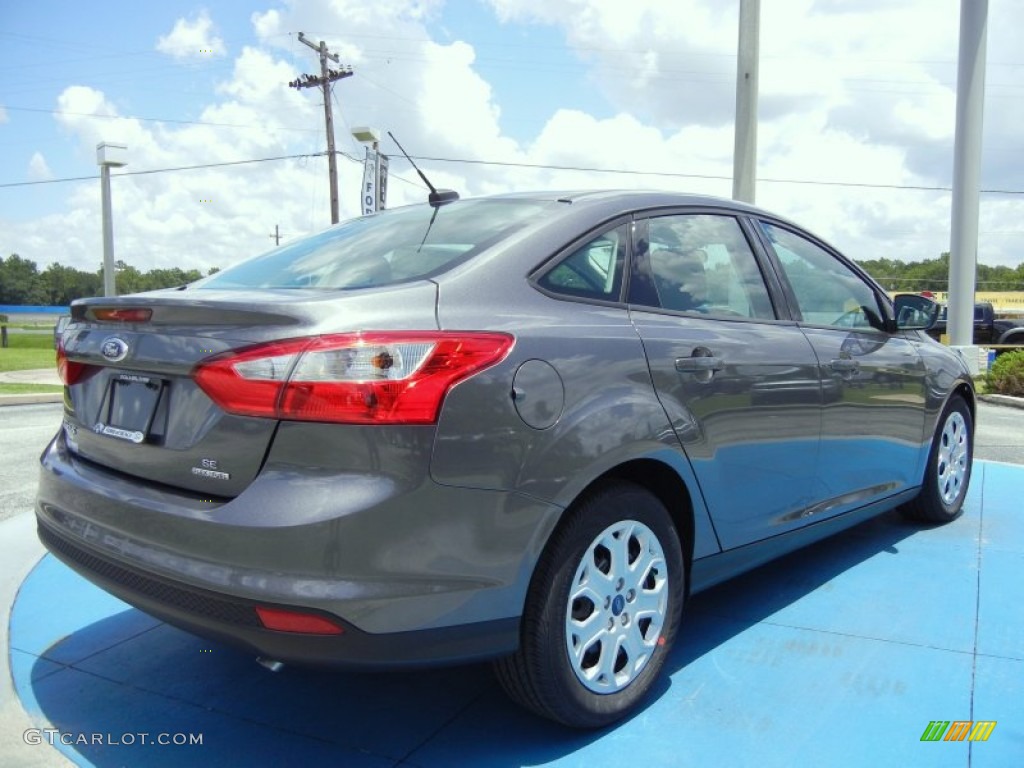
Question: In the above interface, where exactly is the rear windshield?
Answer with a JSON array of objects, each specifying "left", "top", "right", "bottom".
[{"left": 198, "top": 198, "right": 560, "bottom": 290}]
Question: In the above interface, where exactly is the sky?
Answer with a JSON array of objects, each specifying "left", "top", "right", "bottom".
[{"left": 2, "top": 0, "right": 1024, "bottom": 278}]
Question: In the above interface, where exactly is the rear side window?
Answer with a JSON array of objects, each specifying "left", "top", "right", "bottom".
[
  {"left": 631, "top": 214, "right": 776, "bottom": 319},
  {"left": 198, "top": 199, "right": 559, "bottom": 290},
  {"left": 537, "top": 224, "right": 627, "bottom": 302}
]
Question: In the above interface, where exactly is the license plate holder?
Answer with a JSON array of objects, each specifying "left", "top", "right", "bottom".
[{"left": 99, "top": 374, "right": 166, "bottom": 443}]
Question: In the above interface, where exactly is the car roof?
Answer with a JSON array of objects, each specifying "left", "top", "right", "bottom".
[{"left": 464, "top": 189, "right": 782, "bottom": 222}]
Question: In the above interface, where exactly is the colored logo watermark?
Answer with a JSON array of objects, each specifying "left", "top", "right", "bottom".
[{"left": 921, "top": 720, "right": 996, "bottom": 742}]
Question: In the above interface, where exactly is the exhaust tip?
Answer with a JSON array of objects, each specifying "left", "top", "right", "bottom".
[{"left": 256, "top": 657, "right": 285, "bottom": 672}]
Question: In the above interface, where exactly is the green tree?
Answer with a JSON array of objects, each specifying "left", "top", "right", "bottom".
[
  {"left": 857, "top": 252, "right": 1024, "bottom": 293},
  {"left": 39, "top": 262, "right": 103, "bottom": 305},
  {"left": 114, "top": 261, "right": 146, "bottom": 295},
  {"left": 0, "top": 254, "right": 46, "bottom": 304},
  {"left": 142, "top": 268, "right": 204, "bottom": 291}
]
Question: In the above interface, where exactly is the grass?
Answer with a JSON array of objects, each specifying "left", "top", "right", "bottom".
[
  {"left": 8, "top": 322, "right": 57, "bottom": 331},
  {"left": 0, "top": 383, "right": 63, "bottom": 394},
  {"left": 0, "top": 332, "right": 57, "bottom": 372}
]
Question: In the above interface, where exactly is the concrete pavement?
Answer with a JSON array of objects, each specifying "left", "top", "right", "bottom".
[
  {"left": 0, "top": 369, "right": 63, "bottom": 407},
  {"left": 0, "top": 370, "right": 61, "bottom": 386},
  {"left": 0, "top": 514, "right": 72, "bottom": 767}
]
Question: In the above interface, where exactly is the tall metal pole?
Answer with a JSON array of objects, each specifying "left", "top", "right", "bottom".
[
  {"left": 100, "top": 164, "right": 116, "bottom": 296},
  {"left": 947, "top": 0, "right": 988, "bottom": 357},
  {"left": 732, "top": 0, "right": 760, "bottom": 204},
  {"left": 96, "top": 142, "right": 126, "bottom": 297}
]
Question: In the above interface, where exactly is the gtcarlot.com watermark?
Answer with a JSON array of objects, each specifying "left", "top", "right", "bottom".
[{"left": 24, "top": 729, "right": 203, "bottom": 747}]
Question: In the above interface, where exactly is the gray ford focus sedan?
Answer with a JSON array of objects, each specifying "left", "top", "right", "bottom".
[{"left": 37, "top": 191, "right": 974, "bottom": 727}]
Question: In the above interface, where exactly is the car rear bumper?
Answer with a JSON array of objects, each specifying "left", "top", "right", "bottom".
[
  {"left": 37, "top": 521, "right": 519, "bottom": 668},
  {"left": 35, "top": 430, "right": 563, "bottom": 666}
]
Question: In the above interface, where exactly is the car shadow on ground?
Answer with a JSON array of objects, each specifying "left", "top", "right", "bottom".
[{"left": 22, "top": 508, "right": 951, "bottom": 767}]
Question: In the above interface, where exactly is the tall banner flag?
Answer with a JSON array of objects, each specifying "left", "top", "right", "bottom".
[
  {"left": 361, "top": 147, "right": 378, "bottom": 215},
  {"left": 378, "top": 153, "right": 389, "bottom": 211}
]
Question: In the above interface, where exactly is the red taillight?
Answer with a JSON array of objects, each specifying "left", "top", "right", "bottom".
[
  {"left": 255, "top": 606, "right": 345, "bottom": 635},
  {"left": 56, "top": 340, "right": 88, "bottom": 385},
  {"left": 194, "top": 332, "right": 515, "bottom": 424},
  {"left": 92, "top": 307, "right": 153, "bottom": 323}
]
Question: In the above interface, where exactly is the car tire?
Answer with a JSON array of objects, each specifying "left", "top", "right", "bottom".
[
  {"left": 493, "top": 481, "right": 685, "bottom": 728},
  {"left": 900, "top": 395, "right": 973, "bottom": 523}
]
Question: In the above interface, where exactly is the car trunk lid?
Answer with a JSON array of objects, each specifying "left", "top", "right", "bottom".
[{"left": 59, "top": 284, "right": 439, "bottom": 496}]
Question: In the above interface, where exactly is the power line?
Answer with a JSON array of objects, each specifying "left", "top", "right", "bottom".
[
  {"left": 0, "top": 105, "right": 319, "bottom": 134},
  {"left": 0, "top": 152, "right": 327, "bottom": 188},
  {"left": 399, "top": 154, "right": 1024, "bottom": 195},
  {"left": 4, "top": 149, "right": 1024, "bottom": 197}
]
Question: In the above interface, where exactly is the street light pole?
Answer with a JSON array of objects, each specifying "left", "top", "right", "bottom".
[
  {"left": 947, "top": 0, "right": 988, "bottom": 365},
  {"left": 96, "top": 143, "right": 127, "bottom": 297},
  {"left": 732, "top": 0, "right": 760, "bottom": 204}
]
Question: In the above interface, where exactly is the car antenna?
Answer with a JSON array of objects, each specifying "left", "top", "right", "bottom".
[{"left": 387, "top": 131, "right": 459, "bottom": 207}]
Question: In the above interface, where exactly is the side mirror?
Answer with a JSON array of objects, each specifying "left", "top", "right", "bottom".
[{"left": 893, "top": 293, "right": 939, "bottom": 331}]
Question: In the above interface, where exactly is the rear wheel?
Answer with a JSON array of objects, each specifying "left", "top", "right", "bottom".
[
  {"left": 901, "top": 395, "right": 973, "bottom": 523},
  {"left": 494, "top": 482, "right": 685, "bottom": 728}
]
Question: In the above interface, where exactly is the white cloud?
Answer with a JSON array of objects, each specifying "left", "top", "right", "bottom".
[
  {"left": 56, "top": 86, "right": 153, "bottom": 154},
  {"left": 27, "top": 152, "right": 53, "bottom": 182},
  {"left": 156, "top": 10, "right": 226, "bottom": 60},
  {"left": 481, "top": 0, "right": 1024, "bottom": 267},
  {"left": 9, "top": 63, "right": 344, "bottom": 273},
  {"left": 2, "top": 0, "right": 1023, "bottom": 277}
]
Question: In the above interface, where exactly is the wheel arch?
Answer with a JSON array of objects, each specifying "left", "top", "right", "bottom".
[
  {"left": 536, "top": 456, "right": 703, "bottom": 601},
  {"left": 603, "top": 459, "right": 696, "bottom": 576},
  {"left": 949, "top": 379, "right": 976, "bottom": 423},
  {"left": 998, "top": 327, "right": 1024, "bottom": 345}
]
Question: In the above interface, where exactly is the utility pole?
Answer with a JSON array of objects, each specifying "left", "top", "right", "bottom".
[
  {"left": 290, "top": 32, "right": 353, "bottom": 225},
  {"left": 270, "top": 225, "right": 282, "bottom": 246}
]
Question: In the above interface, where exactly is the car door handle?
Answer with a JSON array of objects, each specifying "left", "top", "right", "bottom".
[
  {"left": 675, "top": 356, "right": 724, "bottom": 373},
  {"left": 829, "top": 358, "right": 859, "bottom": 372}
]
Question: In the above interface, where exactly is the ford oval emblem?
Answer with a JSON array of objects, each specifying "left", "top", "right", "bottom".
[{"left": 100, "top": 336, "right": 129, "bottom": 363}]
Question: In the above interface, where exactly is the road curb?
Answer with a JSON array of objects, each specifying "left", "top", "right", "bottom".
[{"left": 978, "top": 393, "right": 1024, "bottom": 410}]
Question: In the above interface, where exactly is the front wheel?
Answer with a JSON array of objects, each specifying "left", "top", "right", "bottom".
[
  {"left": 901, "top": 395, "right": 973, "bottom": 523},
  {"left": 494, "top": 482, "right": 685, "bottom": 728}
]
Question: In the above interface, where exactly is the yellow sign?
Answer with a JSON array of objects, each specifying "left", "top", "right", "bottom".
[{"left": 907, "top": 292, "right": 1024, "bottom": 311}]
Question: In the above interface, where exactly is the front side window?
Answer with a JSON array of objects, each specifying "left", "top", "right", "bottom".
[
  {"left": 198, "top": 199, "right": 560, "bottom": 290},
  {"left": 760, "top": 222, "right": 884, "bottom": 329},
  {"left": 537, "top": 224, "right": 627, "bottom": 302},
  {"left": 632, "top": 214, "right": 776, "bottom": 319}
]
